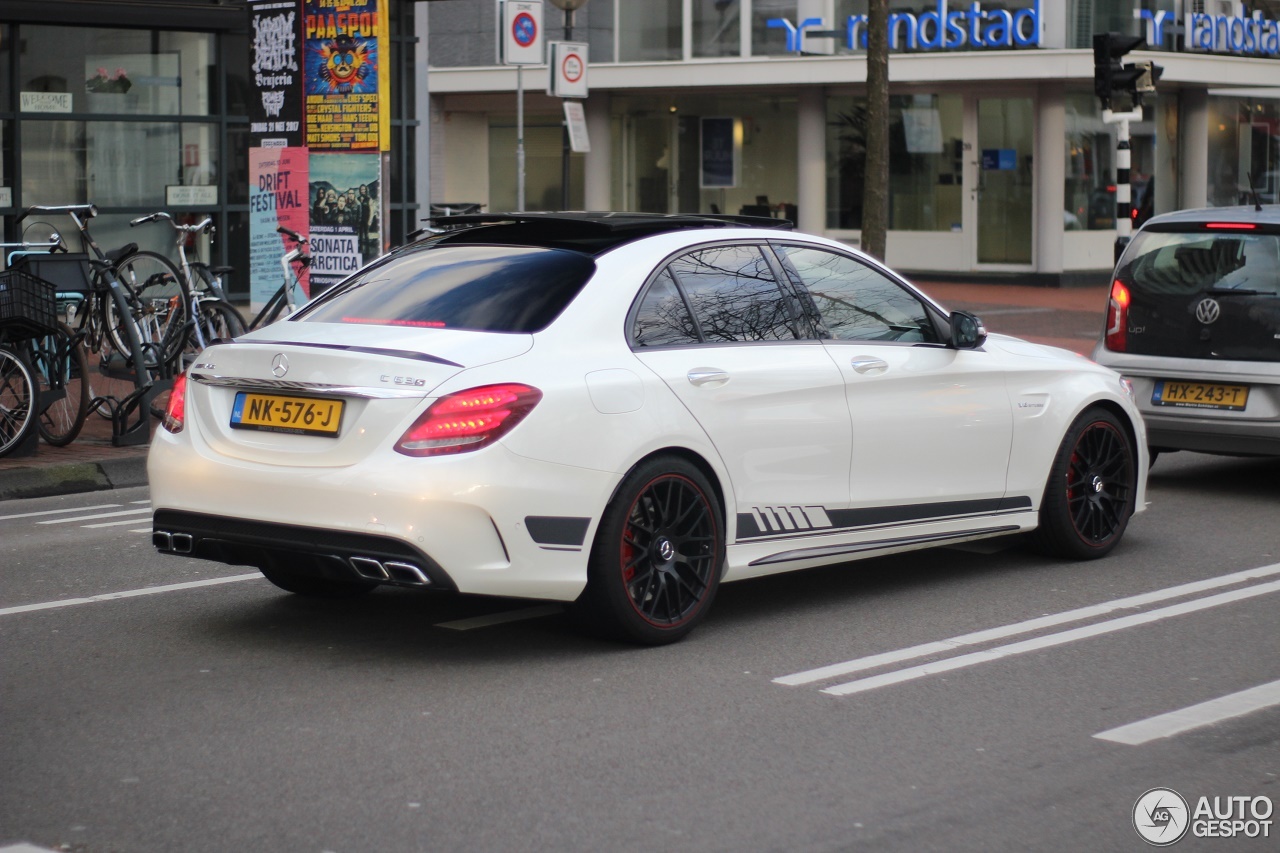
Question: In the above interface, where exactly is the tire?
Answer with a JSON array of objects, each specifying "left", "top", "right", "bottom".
[
  {"left": 105, "top": 251, "right": 187, "bottom": 369},
  {"left": 31, "top": 322, "right": 90, "bottom": 446},
  {"left": 1030, "top": 407, "right": 1137, "bottom": 560},
  {"left": 573, "top": 456, "right": 725, "bottom": 645},
  {"left": 191, "top": 299, "right": 246, "bottom": 349},
  {"left": 0, "top": 347, "right": 38, "bottom": 457},
  {"left": 258, "top": 564, "right": 378, "bottom": 599}
]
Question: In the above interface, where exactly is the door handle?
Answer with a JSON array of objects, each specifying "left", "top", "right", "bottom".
[
  {"left": 687, "top": 368, "right": 730, "bottom": 387},
  {"left": 849, "top": 357, "right": 889, "bottom": 375}
]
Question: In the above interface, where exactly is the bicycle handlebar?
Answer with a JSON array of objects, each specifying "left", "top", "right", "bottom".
[
  {"left": 21, "top": 204, "right": 98, "bottom": 221},
  {"left": 130, "top": 212, "right": 215, "bottom": 236},
  {"left": 0, "top": 236, "right": 64, "bottom": 252},
  {"left": 277, "top": 226, "right": 307, "bottom": 245}
]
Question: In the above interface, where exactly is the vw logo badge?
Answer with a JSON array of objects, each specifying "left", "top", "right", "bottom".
[
  {"left": 271, "top": 353, "right": 290, "bottom": 378},
  {"left": 1195, "top": 298, "right": 1221, "bottom": 325}
]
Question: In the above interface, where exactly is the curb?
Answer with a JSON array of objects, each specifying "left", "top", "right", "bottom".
[{"left": 0, "top": 455, "right": 149, "bottom": 502}]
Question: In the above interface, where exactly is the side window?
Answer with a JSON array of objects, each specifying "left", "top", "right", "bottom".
[
  {"left": 632, "top": 268, "right": 701, "bottom": 347},
  {"left": 669, "top": 244, "right": 802, "bottom": 342},
  {"left": 775, "top": 245, "right": 938, "bottom": 343}
]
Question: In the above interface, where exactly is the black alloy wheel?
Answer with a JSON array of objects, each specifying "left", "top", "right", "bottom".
[
  {"left": 576, "top": 456, "right": 724, "bottom": 644},
  {"left": 1032, "top": 408, "right": 1136, "bottom": 560}
]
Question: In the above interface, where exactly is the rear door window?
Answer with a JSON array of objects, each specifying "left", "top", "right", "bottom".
[
  {"left": 666, "top": 244, "right": 804, "bottom": 342},
  {"left": 295, "top": 244, "right": 596, "bottom": 333}
]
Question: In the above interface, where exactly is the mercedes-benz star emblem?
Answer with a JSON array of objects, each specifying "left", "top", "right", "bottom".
[
  {"left": 1195, "top": 298, "right": 1221, "bottom": 325},
  {"left": 271, "top": 353, "right": 289, "bottom": 378}
]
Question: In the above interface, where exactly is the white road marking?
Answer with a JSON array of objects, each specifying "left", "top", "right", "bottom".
[
  {"left": 0, "top": 844, "right": 62, "bottom": 853},
  {"left": 0, "top": 503, "right": 121, "bottom": 521},
  {"left": 130, "top": 500, "right": 150, "bottom": 504},
  {"left": 84, "top": 518, "right": 157, "bottom": 529},
  {"left": 1094, "top": 679, "right": 1280, "bottom": 746},
  {"left": 0, "top": 574, "right": 261, "bottom": 617},
  {"left": 435, "top": 604, "right": 563, "bottom": 631},
  {"left": 774, "top": 563, "right": 1280, "bottom": 686},
  {"left": 38, "top": 508, "right": 152, "bottom": 525},
  {"left": 822, "top": 579, "right": 1280, "bottom": 696},
  {"left": 130, "top": 528, "right": 152, "bottom": 533}
]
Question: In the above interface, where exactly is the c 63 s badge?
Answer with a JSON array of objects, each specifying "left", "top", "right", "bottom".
[{"left": 381, "top": 374, "right": 427, "bottom": 387}]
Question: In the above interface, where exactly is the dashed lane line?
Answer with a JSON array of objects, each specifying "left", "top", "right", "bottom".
[
  {"left": 0, "top": 574, "right": 261, "bottom": 617},
  {"left": 0, "top": 503, "right": 122, "bottom": 521},
  {"left": 774, "top": 563, "right": 1280, "bottom": 687},
  {"left": 37, "top": 508, "right": 152, "bottom": 525},
  {"left": 1094, "top": 679, "right": 1280, "bottom": 745},
  {"left": 821, "top": 579, "right": 1280, "bottom": 697}
]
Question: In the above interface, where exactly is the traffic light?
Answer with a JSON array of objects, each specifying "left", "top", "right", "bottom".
[{"left": 1093, "top": 33, "right": 1145, "bottom": 108}]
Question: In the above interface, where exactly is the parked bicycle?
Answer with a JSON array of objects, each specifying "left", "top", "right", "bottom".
[
  {"left": 0, "top": 265, "right": 60, "bottom": 456},
  {"left": 248, "top": 227, "right": 312, "bottom": 330},
  {"left": 15, "top": 204, "right": 158, "bottom": 444},
  {"left": 3, "top": 237, "right": 91, "bottom": 446},
  {"left": 128, "top": 212, "right": 246, "bottom": 355}
]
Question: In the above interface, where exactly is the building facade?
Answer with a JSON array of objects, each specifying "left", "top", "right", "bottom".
[
  {"left": 427, "top": 0, "right": 1280, "bottom": 282},
  {"left": 0, "top": 0, "right": 423, "bottom": 298}
]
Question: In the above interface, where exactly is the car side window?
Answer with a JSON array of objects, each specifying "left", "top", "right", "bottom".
[
  {"left": 774, "top": 245, "right": 939, "bottom": 343},
  {"left": 668, "top": 244, "right": 803, "bottom": 342},
  {"left": 632, "top": 268, "right": 701, "bottom": 347}
]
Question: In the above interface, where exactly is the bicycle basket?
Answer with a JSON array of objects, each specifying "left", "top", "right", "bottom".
[{"left": 0, "top": 269, "right": 59, "bottom": 339}]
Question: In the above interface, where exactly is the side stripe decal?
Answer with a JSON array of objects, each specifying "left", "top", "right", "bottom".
[{"left": 736, "top": 496, "right": 1032, "bottom": 540}]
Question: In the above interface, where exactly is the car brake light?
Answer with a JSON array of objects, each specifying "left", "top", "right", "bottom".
[
  {"left": 163, "top": 373, "right": 187, "bottom": 433},
  {"left": 1205, "top": 222, "right": 1257, "bottom": 230},
  {"left": 394, "top": 383, "right": 542, "bottom": 457},
  {"left": 1105, "top": 280, "right": 1130, "bottom": 352}
]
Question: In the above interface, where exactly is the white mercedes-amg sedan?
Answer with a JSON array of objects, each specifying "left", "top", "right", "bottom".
[{"left": 150, "top": 213, "right": 1148, "bottom": 644}]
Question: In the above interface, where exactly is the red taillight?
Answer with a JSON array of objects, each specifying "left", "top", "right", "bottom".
[
  {"left": 394, "top": 383, "right": 542, "bottom": 457},
  {"left": 163, "top": 372, "right": 187, "bottom": 433},
  {"left": 1105, "top": 280, "right": 1130, "bottom": 352}
]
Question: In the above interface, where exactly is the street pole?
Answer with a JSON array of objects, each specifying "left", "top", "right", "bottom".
[
  {"left": 560, "top": 8, "right": 573, "bottom": 210},
  {"left": 1103, "top": 106, "right": 1143, "bottom": 262},
  {"left": 517, "top": 64, "right": 526, "bottom": 211}
]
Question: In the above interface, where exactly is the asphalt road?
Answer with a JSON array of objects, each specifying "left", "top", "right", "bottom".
[{"left": 2, "top": 452, "right": 1278, "bottom": 853}]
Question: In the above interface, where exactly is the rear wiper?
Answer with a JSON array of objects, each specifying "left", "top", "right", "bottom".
[{"left": 1205, "top": 287, "right": 1274, "bottom": 296}]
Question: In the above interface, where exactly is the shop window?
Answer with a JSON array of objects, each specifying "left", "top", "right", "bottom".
[
  {"left": 693, "top": 0, "right": 740, "bottom": 58},
  {"left": 1208, "top": 96, "right": 1280, "bottom": 208},
  {"left": 21, "top": 120, "right": 218, "bottom": 209},
  {"left": 618, "top": 0, "right": 683, "bottom": 61},
  {"left": 487, "top": 117, "right": 584, "bottom": 211},
  {"left": 0, "top": 24, "right": 10, "bottom": 112},
  {"left": 752, "top": 0, "right": 797, "bottom": 57},
  {"left": 826, "top": 93, "right": 962, "bottom": 232},
  {"left": 18, "top": 26, "right": 214, "bottom": 117},
  {"left": 1063, "top": 94, "right": 1156, "bottom": 231}
]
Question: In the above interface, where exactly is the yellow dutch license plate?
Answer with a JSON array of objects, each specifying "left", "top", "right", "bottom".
[
  {"left": 231, "top": 392, "right": 344, "bottom": 436},
  {"left": 1152, "top": 381, "right": 1249, "bottom": 411}
]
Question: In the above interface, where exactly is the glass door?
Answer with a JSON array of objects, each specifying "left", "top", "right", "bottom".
[{"left": 974, "top": 97, "right": 1034, "bottom": 267}]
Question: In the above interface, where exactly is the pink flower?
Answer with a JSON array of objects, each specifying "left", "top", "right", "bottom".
[
  {"left": 113, "top": 68, "right": 128, "bottom": 80},
  {"left": 96, "top": 67, "right": 109, "bottom": 78}
]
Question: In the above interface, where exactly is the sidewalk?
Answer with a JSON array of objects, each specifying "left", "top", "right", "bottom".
[{"left": 0, "top": 280, "right": 1110, "bottom": 502}]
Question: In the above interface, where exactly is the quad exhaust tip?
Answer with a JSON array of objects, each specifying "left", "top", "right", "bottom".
[
  {"left": 350, "top": 556, "right": 431, "bottom": 586},
  {"left": 152, "top": 530, "right": 193, "bottom": 554}
]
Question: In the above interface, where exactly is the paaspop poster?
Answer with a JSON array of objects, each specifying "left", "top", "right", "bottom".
[
  {"left": 249, "top": 146, "right": 310, "bottom": 309},
  {"left": 308, "top": 152, "right": 381, "bottom": 292},
  {"left": 303, "top": 0, "right": 389, "bottom": 151}
]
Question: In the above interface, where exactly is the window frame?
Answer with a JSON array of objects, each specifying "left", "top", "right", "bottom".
[{"left": 627, "top": 239, "right": 821, "bottom": 349}]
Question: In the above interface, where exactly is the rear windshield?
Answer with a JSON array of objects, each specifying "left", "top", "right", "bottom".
[
  {"left": 1118, "top": 229, "right": 1280, "bottom": 296},
  {"left": 295, "top": 244, "right": 596, "bottom": 333}
]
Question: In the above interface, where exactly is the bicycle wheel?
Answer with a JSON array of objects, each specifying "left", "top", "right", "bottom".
[
  {"left": 105, "top": 251, "right": 187, "bottom": 368},
  {"left": 192, "top": 299, "right": 246, "bottom": 348},
  {"left": 29, "top": 322, "right": 90, "bottom": 447},
  {"left": 0, "top": 346, "right": 38, "bottom": 457}
]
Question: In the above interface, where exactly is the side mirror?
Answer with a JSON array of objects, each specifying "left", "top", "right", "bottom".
[{"left": 949, "top": 311, "right": 987, "bottom": 349}]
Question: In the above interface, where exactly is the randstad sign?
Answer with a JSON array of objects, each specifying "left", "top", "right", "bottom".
[
  {"left": 768, "top": 0, "right": 1043, "bottom": 54},
  {"left": 1137, "top": 3, "right": 1280, "bottom": 57}
]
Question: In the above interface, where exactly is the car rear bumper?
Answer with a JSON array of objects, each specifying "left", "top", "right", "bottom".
[{"left": 148, "top": 429, "right": 619, "bottom": 601}]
